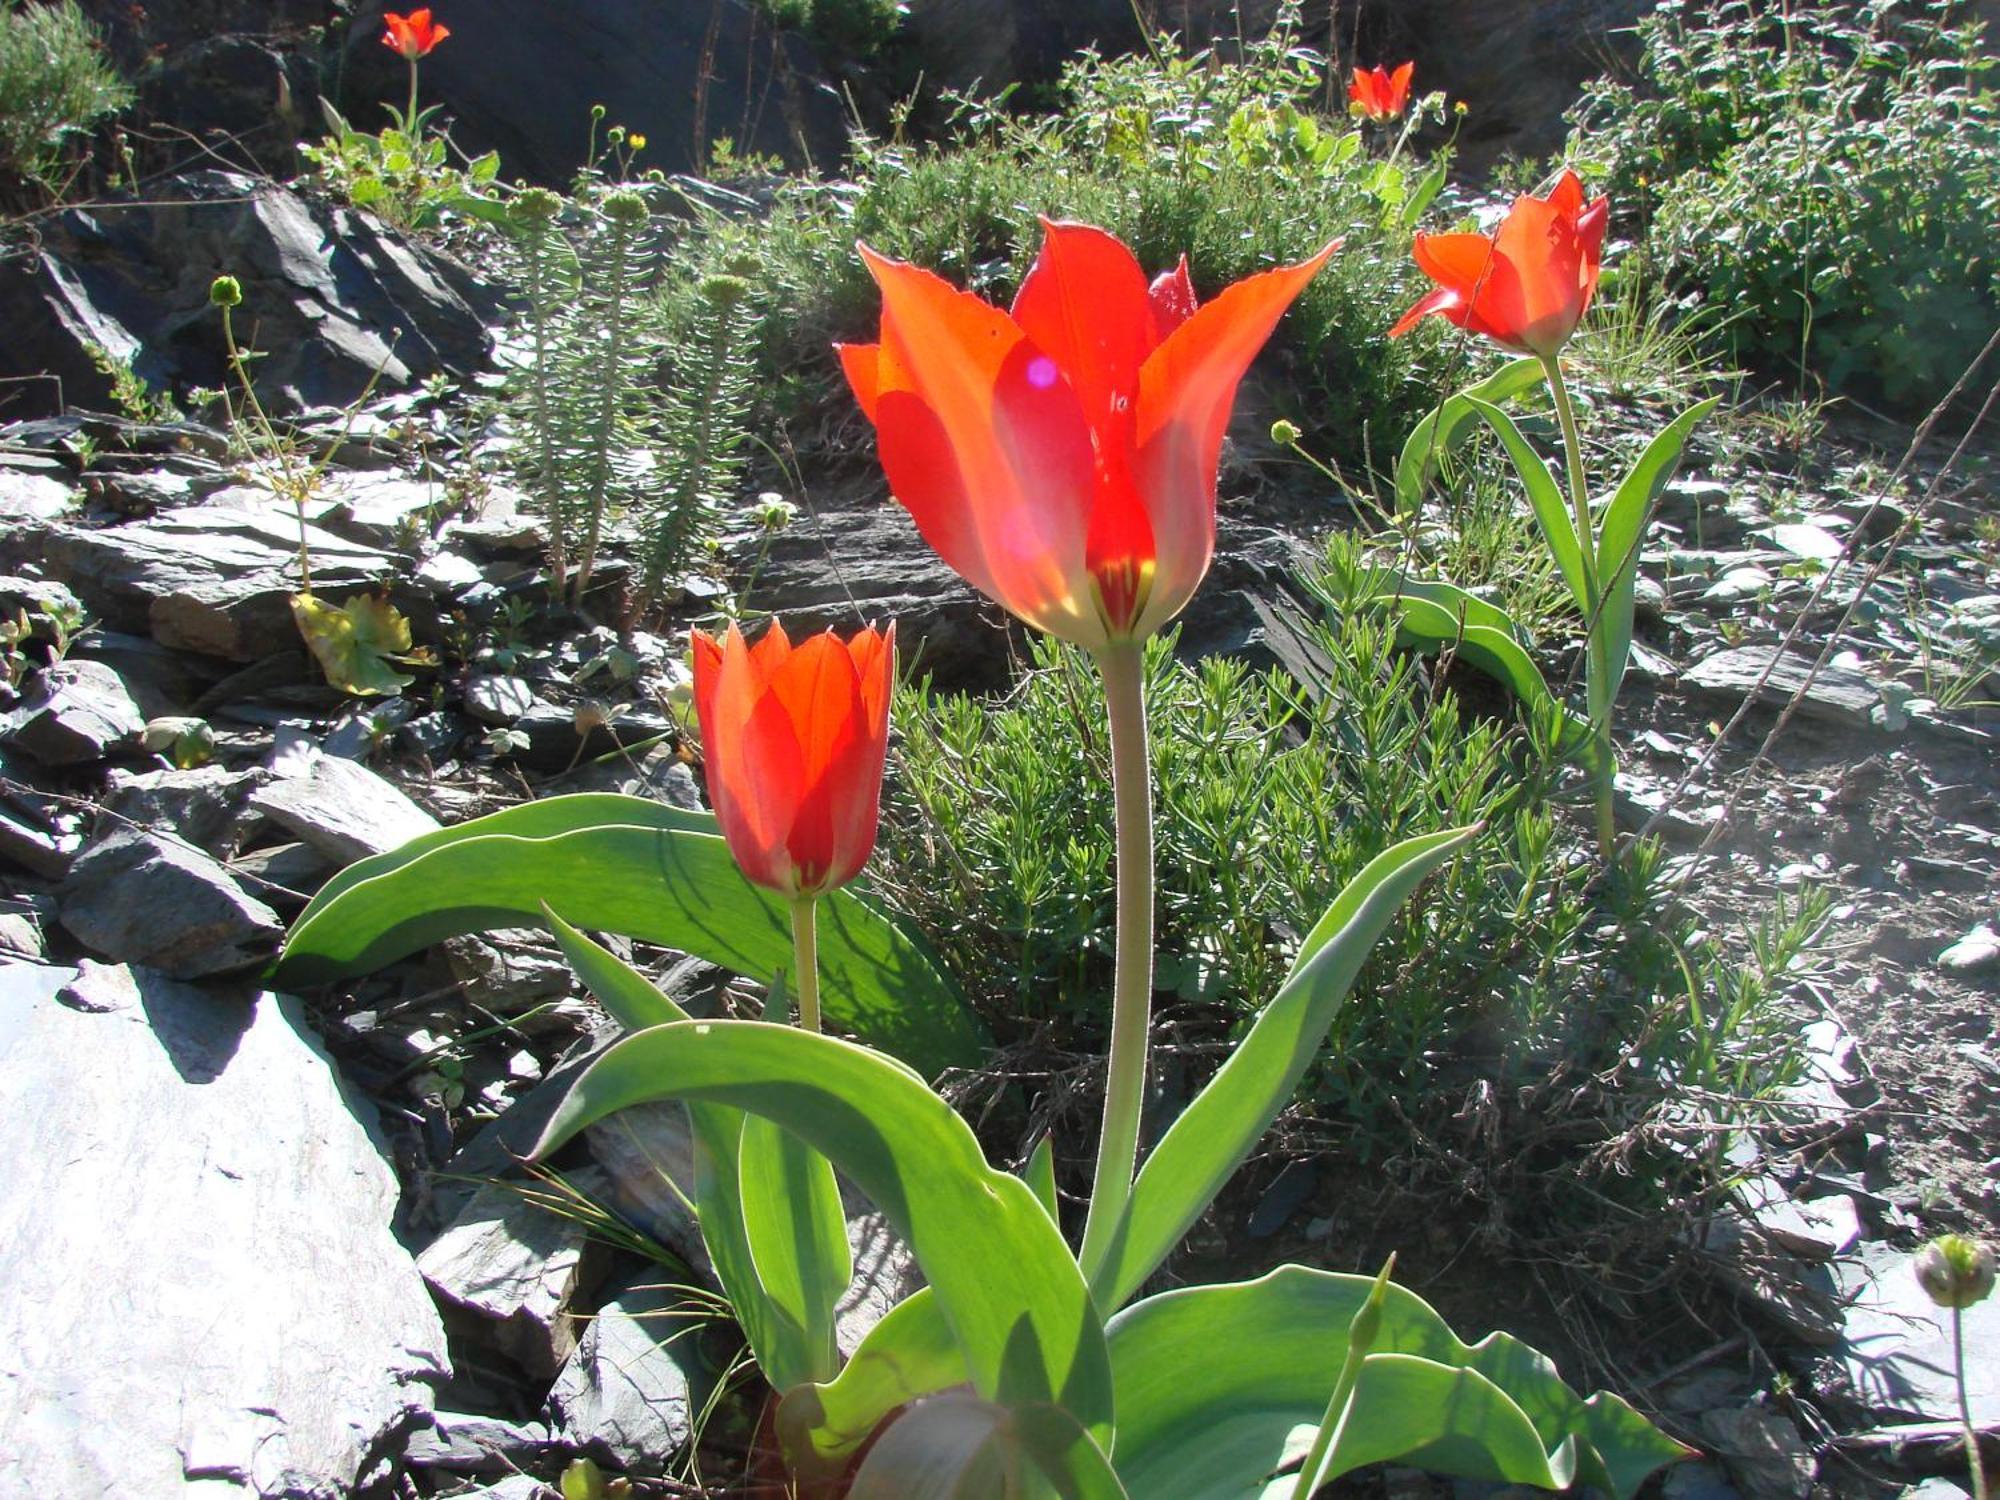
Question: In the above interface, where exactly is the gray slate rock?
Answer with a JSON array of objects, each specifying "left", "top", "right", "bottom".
[
  {"left": 59, "top": 825, "right": 281, "bottom": 977},
  {"left": 249, "top": 749, "right": 440, "bottom": 864},
  {"left": 0, "top": 658, "right": 145, "bottom": 765},
  {"left": 0, "top": 468, "right": 74, "bottom": 522},
  {"left": 1685, "top": 646, "right": 1883, "bottom": 729},
  {"left": 1699, "top": 1404, "right": 1815, "bottom": 1500},
  {"left": 1938, "top": 923, "right": 2000, "bottom": 975},
  {"left": 548, "top": 1282, "right": 710, "bottom": 1475},
  {"left": 0, "top": 169, "right": 496, "bottom": 419},
  {"left": 99, "top": 762, "right": 268, "bottom": 856},
  {"left": 402, "top": 1410, "right": 555, "bottom": 1476},
  {"left": 0, "top": 960, "right": 449, "bottom": 1497}
]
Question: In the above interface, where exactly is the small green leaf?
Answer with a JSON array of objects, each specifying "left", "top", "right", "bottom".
[
  {"left": 1591, "top": 396, "right": 1719, "bottom": 723},
  {"left": 291, "top": 591, "right": 415, "bottom": 696},
  {"left": 1088, "top": 828, "right": 1476, "bottom": 1308},
  {"left": 1464, "top": 398, "right": 1591, "bottom": 610},
  {"left": 1023, "top": 1134, "right": 1059, "bottom": 1222},
  {"left": 1393, "top": 357, "right": 1545, "bottom": 519},
  {"left": 530, "top": 1020, "right": 1114, "bottom": 1445}
]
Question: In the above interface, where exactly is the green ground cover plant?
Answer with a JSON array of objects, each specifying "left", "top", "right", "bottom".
[
  {"left": 0, "top": 0, "right": 129, "bottom": 199},
  {"left": 1567, "top": 0, "right": 2000, "bottom": 408}
]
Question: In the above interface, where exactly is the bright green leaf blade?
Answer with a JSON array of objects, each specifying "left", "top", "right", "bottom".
[
  {"left": 1370, "top": 594, "right": 1593, "bottom": 755},
  {"left": 1024, "top": 1135, "right": 1059, "bottom": 1222},
  {"left": 777, "top": 1287, "right": 969, "bottom": 1475},
  {"left": 530, "top": 1020, "right": 1114, "bottom": 1445},
  {"left": 275, "top": 814, "right": 983, "bottom": 1078},
  {"left": 1464, "top": 397, "right": 1590, "bottom": 610},
  {"left": 294, "top": 793, "right": 712, "bottom": 928},
  {"left": 1107, "top": 1267, "right": 1688, "bottom": 1500},
  {"left": 541, "top": 910, "right": 820, "bottom": 1387},
  {"left": 1310, "top": 1356, "right": 1572, "bottom": 1491},
  {"left": 1591, "top": 396, "right": 1720, "bottom": 721},
  {"left": 1356, "top": 573, "right": 1527, "bottom": 642},
  {"left": 739, "top": 1111, "right": 852, "bottom": 1383},
  {"left": 1089, "top": 828, "right": 1476, "bottom": 1308},
  {"left": 850, "top": 1395, "right": 1131, "bottom": 1500},
  {"left": 1401, "top": 155, "right": 1449, "bottom": 229},
  {"left": 1393, "top": 357, "right": 1545, "bottom": 519}
]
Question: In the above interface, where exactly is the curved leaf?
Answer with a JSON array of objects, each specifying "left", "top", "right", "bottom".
[
  {"left": 739, "top": 1110, "right": 851, "bottom": 1383},
  {"left": 530, "top": 1020, "right": 1114, "bottom": 1445},
  {"left": 541, "top": 910, "right": 821, "bottom": 1388},
  {"left": 1088, "top": 828, "right": 1476, "bottom": 1309},
  {"left": 1369, "top": 592, "right": 1592, "bottom": 753},
  {"left": 1107, "top": 1267, "right": 1689, "bottom": 1500},
  {"left": 1465, "top": 396, "right": 1591, "bottom": 610},
  {"left": 275, "top": 804, "right": 982, "bottom": 1078},
  {"left": 1357, "top": 573, "right": 1529, "bottom": 643},
  {"left": 1393, "top": 357, "right": 1545, "bottom": 519},
  {"left": 1591, "top": 396, "right": 1719, "bottom": 723},
  {"left": 778, "top": 1287, "right": 969, "bottom": 1475}
]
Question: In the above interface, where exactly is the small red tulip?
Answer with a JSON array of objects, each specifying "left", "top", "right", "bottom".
[
  {"left": 381, "top": 8, "right": 450, "bottom": 59},
  {"left": 1389, "top": 169, "right": 1609, "bottom": 359},
  {"left": 691, "top": 621, "right": 894, "bottom": 901},
  {"left": 1348, "top": 62, "right": 1415, "bottom": 123},
  {"left": 837, "top": 221, "right": 1337, "bottom": 649}
]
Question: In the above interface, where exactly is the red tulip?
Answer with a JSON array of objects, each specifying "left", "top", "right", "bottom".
[
  {"left": 837, "top": 222, "right": 1337, "bottom": 649},
  {"left": 1348, "top": 62, "right": 1415, "bottom": 123},
  {"left": 1389, "top": 169, "right": 1609, "bottom": 358},
  {"left": 381, "top": 8, "right": 450, "bottom": 59},
  {"left": 691, "top": 620, "right": 894, "bottom": 901}
]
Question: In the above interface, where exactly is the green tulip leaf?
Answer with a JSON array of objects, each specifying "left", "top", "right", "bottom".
[
  {"left": 274, "top": 794, "right": 982, "bottom": 1078},
  {"left": 1023, "top": 1134, "right": 1060, "bottom": 1223},
  {"left": 541, "top": 909, "right": 824, "bottom": 1389},
  {"left": 530, "top": 1019, "right": 1114, "bottom": 1445},
  {"left": 777, "top": 1287, "right": 969, "bottom": 1476},
  {"left": 739, "top": 1110, "right": 852, "bottom": 1383},
  {"left": 1108, "top": 1266, "right": 1690, "bottom": 1500},
  {"left": 1087, "top": 827, "right": 1476, "bottom": 1308},
  {"left": 848, "top": 1393, "right": 1130, "bottom": 1500},
  {"left": 1393, "top": 356, "right": 1545, "bottom": 519},
  {"left": 1464, "top": 396, "right": 1591, "bottom": 610},
  {"left": 1591, "top": 396, "right": 1719, "bottom": 724}
]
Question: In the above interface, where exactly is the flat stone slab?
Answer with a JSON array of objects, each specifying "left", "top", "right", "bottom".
[
  {"left": 0, "top": 658, "right": 144, "bottom": 766},
  {"left": 60, "top": 826, "right": 282, "bottom": 978},
  {"left": 1684, "top": 647, "right": 1883, "bottom": 730},
  {"left": 249, "top": 750, "right": 439, "bottom": 865},
  {"left": 0, "top": 960, "right": 449, "bottom": 1496},
  {"left": 1829, "top": 1240, "right": 2000, "bottom": 1428}
]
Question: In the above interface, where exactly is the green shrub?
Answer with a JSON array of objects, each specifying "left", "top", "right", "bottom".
[
  {"left": 0, "top": 0, "right": 130, "bottom": 191},
  {"left": 712, "top": 9, "right": 1457, "bottom": 472},
  {"left": 874, "top": 569, "right": 1814, "bottom": 1147},
  {"left": 1566, "top": 0, "right": 2000, "bottom": 408}
]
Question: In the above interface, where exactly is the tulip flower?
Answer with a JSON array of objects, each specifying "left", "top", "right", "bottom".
[
  {"left": 1389, "top": 169, "right": 1607, "bottom": 360},
  {"left": 381, "top": 8, "right": 450, "bottom": 59},
  {"left": 837, "top": 221, "right": 1338, "bottom": 651},
  {"left": 692, "top": 619, "right": 894, "bottom": 1030},
  {"left": 1348, "top": 62, "right": 1415, "bottom": 123}
]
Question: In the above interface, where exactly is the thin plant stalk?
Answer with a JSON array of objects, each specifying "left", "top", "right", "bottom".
[
  {"left": 404, "top": 56, "right": 420, "bottom": 136},
  {"left": 1955, "top": 1302, "right": 1990, "bottom": 1500},
  {"left": 1289, "top": 1256, "right": 1395, "bottom": 1500},
  {"left": 790, "top": 896, "right": 821, "bottom": 1034},
  {"left": 1540, "top": 351, "right": 1615, "bottom": 856},
  {"left": 1076, "top": 639, "right": 1155, "bottom": 1281}
]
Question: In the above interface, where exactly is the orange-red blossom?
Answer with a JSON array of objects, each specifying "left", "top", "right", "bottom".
[
  {"left": 1390, "top": 169, "right": 1608, "bottom": 359},
  {"left": 691, "top": 621, "right": 893, "bottom": 901},
  {"left": 837, "top": 221, "right": 1338, "bottom": 649},
  {"left": 1348, "top": 62, "right": 1415, "bottom": 122},
  {"left": 381, "top": 8, "right": 450, "bottom": 59}
]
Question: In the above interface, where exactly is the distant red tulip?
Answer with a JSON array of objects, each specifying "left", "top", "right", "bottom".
[
  {"left": 1348, "top": 62, "right": 1415, "bottom": 123},
  {"left": 838, "top": 221, "right": 1337, "bottom": 649},
  {"left": 691, "top": 621, "right": 893, "bottom": 901},
  {"left": 381, "top": 8, "right": 450, "bottom": 59},
  {"left": 1389, "top": 169, "right": 1609, "bottom": 358}
]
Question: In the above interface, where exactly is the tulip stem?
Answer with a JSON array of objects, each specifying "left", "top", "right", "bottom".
[
  {"left": 1541, "top": 352, "right": 1616, "bottom": 858},
  {"left": 790, "top": 896, "right": 821, "bottom": 1034},
  {"left": 1078, "top": 640, "right": 1155, "bottom": 1288},
  {"left": 405, "top": 58, "right": 420, "bottom": 137}
]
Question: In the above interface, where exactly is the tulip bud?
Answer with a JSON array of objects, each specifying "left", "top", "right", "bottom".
[
  {"left": 601, "top": 190, "right": 649, "bottom": 226},
  {"left": 1270, "top": 418, "right": 1301, "bottom": 446},
  {"left": 1915, "top": 1234, "right": 1996, "bottom": 1310},
  {"left": 511, "top": 187, "right": 562, "bottom": 225},
  {"left": 209, "top": 275, "right": 242, "bottom": 309}
]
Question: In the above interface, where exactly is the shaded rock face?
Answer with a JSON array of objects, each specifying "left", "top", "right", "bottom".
[
  {"left": 0, "top": 170, "right": 497, "bottom": 420},
  {"left": 408, "top": 0, "right": 847, "bottom": 184},
  {"left": 0, "top": 960, "right": 449, "bottom": 1497}
]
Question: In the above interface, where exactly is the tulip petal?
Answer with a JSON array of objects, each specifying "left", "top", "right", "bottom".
[
  {"left": 837, "top": 342, "right": 881, "bottom": 423},
  {"left": 1011, "top": 219, "right": 1156, "bottom": 432},
  {"left": 1387, "top": 283, "right": 1465, "bottom": 339},
  {"left": 1148, "top": 257, "right": 1198, "bottom": 342},
  {"left": 1411, "top": 233, "right": 1496, "bottom": 296},
  {"left": 765, "top": 632, "right": 868, "bottom": 890},
  {"left": 862, "top": 245, "right": 1100, "bottom": 643},
  {"left": 1132, "top": 240, "right": 1339, "bottom": 635},
  {"left": 705, "top": 624, "right": 807, "bottom": 891}
]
